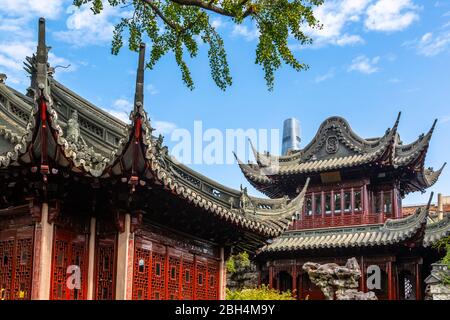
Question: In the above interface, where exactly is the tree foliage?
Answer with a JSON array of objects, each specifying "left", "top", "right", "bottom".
[
  {"left": 226, "top": 251, "right": 251, "bottom": 274},
  {"left": 436, "top": 236, "right": 450, "bottom": 285},
  {"left": 226, "top": 285, "right": 294, "bottom": 300},
  {"left": 73, "top": 0, "right": 323, "bottom": 90}
]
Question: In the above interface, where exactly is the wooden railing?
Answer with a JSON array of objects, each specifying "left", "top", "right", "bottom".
[{"left": 291, "top": 214, "right": 391, "bottom": 230}]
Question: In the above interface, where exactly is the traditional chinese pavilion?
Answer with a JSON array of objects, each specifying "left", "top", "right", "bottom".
[
  {"left": 236, "top": 112, "right": 450, "bottom": 300},
  {"left": 0, "top": 18, "right": 308, "bottom": 300}
]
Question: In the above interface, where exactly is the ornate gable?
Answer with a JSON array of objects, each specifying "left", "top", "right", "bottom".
[{"left": 300, "top": 116, "right": 382, "bottom": 162}]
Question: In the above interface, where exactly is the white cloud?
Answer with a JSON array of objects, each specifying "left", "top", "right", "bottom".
[
  {"left": 295, "top": 0, "right": 420, "bottom": 48},
  {"left": 211, "top": 17, "right": 225, "bottom": 29},
  {"left": 146, "top": 84, "right": 159, "bottom": 95},
  {"left": 413, "top": 30, "right": 450, "bottom": 57},
  {"left": 102, "top": 99, "right": 133, "bottom": 123},
  {"left": 232, "top": 24, "right": 260, "bottom": 41},
  {"left": 103, "top": 98, "right": 177, "bottom": 135},
  {"left": 112, "top": 98, "right": 133, "bottom": 110},
  {"left": 0, "top": 0, "right": 65, "bottom": 20},
  {"left": 0, "top": 16, "right": 34, "bottom": 39},
  {"left": 0, "top": 1, "right": 77, "bottom": 86},
  {"left": 315, "top": 68, "right": 336, "bottom": 83},
  {"left": 348, "top": 55, "right": 380, "bottom": 74},
  {"left": 0, "top": 41, "right": 35, "bottom": 84},
  {"left": 335, "top": 34, "right": 365, "bottom": 46},
  {"left": 54, "top": 3, "right": 132, "bottom": 47},
  {"left": 107, "top": 110, "right": 130, "bottom": 123},
  {"left": 305, "top": 0, "right": 371, "bottom": 47},
  {"left": 153, "top": 121, "right": 177, "bottom": 136},
  {"left": 0, "top": 41, "right": 76, "bottom": 85},
  {"left": 365, "top": 0, "right": 419, "bottom": 32}
]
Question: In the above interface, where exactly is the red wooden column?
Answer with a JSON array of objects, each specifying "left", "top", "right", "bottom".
[
  {"left": 86, "top": 217, "right": 96, "bottom": 300},
  {"left": 276, "top": 270, "right": 280, "bottom": 290},
  {"left": 331, "top": 190, "right": 335, "bottom": 220},
  {"left": 31, "top": 202, "right": 54, "bottom": 300},
  {"left": 387, "top": 261, "right": 394, "bottom": 300},
  {"left": 268, "top": 265, "right": 274, "bottom": 289},
  {"left": 115, "top": 213, "right": 134, "bottom": 300},
  {"left": 291, "top": 263, "right": 297, "bottom": 299},
  {"left": 392, "top": 188, "right": 400, "bottom": 218},
  {"left": 380, "top": 192, "right": 385, "bottom": 223},
  {"left": 350, "top": 188, "right": 355, "bottom": 225},
  {"left": 311, "top": 193, "right": 316, "bottom": 228},
  {"left": 415, "top": 263, "right": 422, "bottom": 300},
  {"left": 363, "top": 184, "right": 369, "bottom": 216},
  {"left": 321, "top": 191, "right": 325, "bottom": 220},
  {"left": 363, "top": 184, "right": 370, "bottom": 225},
  {"left": 218, "top": 248, "right": 226, "bottom": 300}
]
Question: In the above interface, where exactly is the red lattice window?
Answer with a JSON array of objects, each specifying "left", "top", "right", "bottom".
[
  {"left": 196, "top": 261, "right": 207, "bottom": 300},
  {"left": 68, "top": 241, "right": 87, "bottom": 300},
  {"left": 12, "top": 238, "right": 33, "bottom": 300},
  {"left": 0, "top": 228, "right": 34, "bottom": 301},
  {"left": 207, "top": 261, "right": 219, "bottom": 300},
  {"left": 151, "top": 252, "right": 166, "bottom": 300},
  {"left": 0, "top": 239, "right": 14, "bottom": 300},
  {"left": 132, "top": 246, "right": 151, "bottom": 300},
  {"left": 51, "top": 238, "right": 69, "bottom": 300},
  {"left": 51, "top": 230, "right": 88, "bottom": 300},
  {"left": 95, "top": 237, "right": 116, "bottom": 300},
  {"left": 182, "top": 259, "right": 194, "bottom": 300},
  {"left": 167, "top": 255, "right": 181, "bottom": 300}
]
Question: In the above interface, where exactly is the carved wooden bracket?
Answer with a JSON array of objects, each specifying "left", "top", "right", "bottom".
[
  {"left": 28, "top": 197, "right": 42, "bottom": 222},
  {"left": 130, "top": 210, "right": 144, "bottom": 233},
  {"left": 48, "top": 199, "right": 61, "bottom": 224},
  {"left": 114, "top": 210, "right": 126, "bottom": 233}
]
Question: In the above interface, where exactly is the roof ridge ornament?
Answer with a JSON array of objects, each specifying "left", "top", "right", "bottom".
[
  {"left": 388, "top": 112, "right": 401, "bottom": 167},
  {"left": 129, "top": 43, "right": 147, "bottom": 189},
  {"left": 36, "top": 18, "right": 50, "bottom": 99},
  {"left": 134, "top": 43, "right": 146, "bottom": 112}
]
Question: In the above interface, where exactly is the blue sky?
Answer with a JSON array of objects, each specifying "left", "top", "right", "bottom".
[{"left": 0, "top": 0, "right": 449, "bottom": 205}]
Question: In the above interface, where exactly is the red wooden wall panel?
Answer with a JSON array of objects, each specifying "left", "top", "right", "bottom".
[
  {"left": 95, "top": 236, "right": 116, "bottom": 300},
  {"left": 0, "top": 227, "right": 34, "bottom": 300},
  {"left": 131, "top": 237, "right": 220, "bottom": 300}
]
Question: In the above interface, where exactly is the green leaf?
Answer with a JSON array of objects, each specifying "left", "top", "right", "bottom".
[{"left": 74, "top": 0, "right": 323, "bottom": 90}]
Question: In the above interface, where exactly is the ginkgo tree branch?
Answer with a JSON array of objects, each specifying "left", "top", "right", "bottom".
[
  {"left": 142, "top": 0, "right": 182, "bottom": 31},
  {"left": 75, "top": 0, "right": 324, "bottom": 91}
]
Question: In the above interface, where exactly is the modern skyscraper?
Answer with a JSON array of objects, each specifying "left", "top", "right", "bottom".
[{"left": 282, "top": 118, "right": 301, "bottom": 155}]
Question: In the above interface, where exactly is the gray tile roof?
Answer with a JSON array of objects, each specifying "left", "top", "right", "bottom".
[{"left": 261, "top": 202, "right": 449, "bottom": 252}]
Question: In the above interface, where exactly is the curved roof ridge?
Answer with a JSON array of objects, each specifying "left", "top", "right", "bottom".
[
  {"left": 0, "top": 83, "right": 37, "bottom": 168},
  {"left": 246, "top": 113, "right": 402, "bottom": 168},
  {"left": 424, "top": 214, "right": 450, "bottom": 247}
]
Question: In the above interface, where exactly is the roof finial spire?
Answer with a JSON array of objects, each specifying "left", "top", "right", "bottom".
[
  {"left": 134, "top": 43, "right": 146, "bottom": 110},
  {"left": 394, "top": 111, "right": 401, "bottom": 129},
  {"left": 36, "top": 17, "right": 48, "bottom": 95}
]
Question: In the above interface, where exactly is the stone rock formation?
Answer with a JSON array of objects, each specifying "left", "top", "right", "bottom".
[
  {"left": 302, "top": 258, "right": 377, "bottom": 300},
  {"left": 424, "top": 262, "right": 450, "bottom": 300},
  {"left": 226, "top": 254, "right": 259, "bottom": 291}
]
